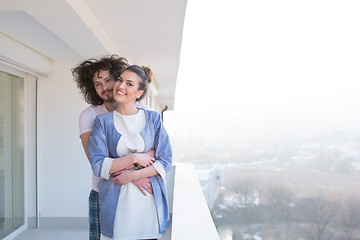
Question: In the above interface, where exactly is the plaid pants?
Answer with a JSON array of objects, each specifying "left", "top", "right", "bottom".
[{"left": 89, "top": 190, "right": 101, "bottom": 240}]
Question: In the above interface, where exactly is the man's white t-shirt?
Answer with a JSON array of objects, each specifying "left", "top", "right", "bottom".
[
  {"left": 79, "top": 102, "right": 151, "bottom": 192},
  {"left": 79, "top": 104, "right": 108, "bottom": 192}
]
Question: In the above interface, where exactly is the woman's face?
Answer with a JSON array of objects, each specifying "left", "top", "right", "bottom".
[{"left": 113, "top": 70, "right": 144, "bottom": 104}]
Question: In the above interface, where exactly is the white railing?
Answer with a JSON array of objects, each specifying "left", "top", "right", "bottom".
[{"left": 169, "top": 163, "right": 220, "bottom": 240}]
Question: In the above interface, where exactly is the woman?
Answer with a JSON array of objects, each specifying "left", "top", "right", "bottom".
[{"left": 88, "top": 65, "right": 172, "bottom": 240}]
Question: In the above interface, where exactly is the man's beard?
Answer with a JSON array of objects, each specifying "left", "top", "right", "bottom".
[
  {"left": 101, "top": 89, "right": 115, "bottom": 103},
  {"left": 102, "top": 96, "right": 115, "bottom": 103}
]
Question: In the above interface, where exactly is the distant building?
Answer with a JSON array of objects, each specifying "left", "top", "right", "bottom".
[{"left": 196, "top": 165, "right": 224, "bottom": 210}]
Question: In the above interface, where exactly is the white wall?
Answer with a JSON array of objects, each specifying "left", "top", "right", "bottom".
[{"left": 37, "top": 58, "right": 93, "bottom": 219}]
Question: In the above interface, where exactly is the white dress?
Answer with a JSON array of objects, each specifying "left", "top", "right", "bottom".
[{"left": 101, "top": 109, "right": 164, "bottom": 240}]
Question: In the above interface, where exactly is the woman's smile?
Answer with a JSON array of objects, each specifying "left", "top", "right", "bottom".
[{"left": 115, "top": 89, "right": 126, "bottom": 96}]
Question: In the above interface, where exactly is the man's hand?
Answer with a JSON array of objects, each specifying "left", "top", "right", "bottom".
[
  {"left": 133, "top": 178, "right": 153, "bottom": 196},
  {"left": 110, "top": 170, "right": 134, "bottom": 185},
  {"left": 110, "top": 171, "right": 153, "bottom": 196}
]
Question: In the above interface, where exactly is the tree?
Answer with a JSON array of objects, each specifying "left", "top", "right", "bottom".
[
  {"left": 338, "top": 196, "right": 360, "bottom": 240},
  {"left": 266, "top": 184, "right": 295, "bottom": 240},
  {"left": 299, "top": 193, "right": 339, "bottom": 240},
  {"left": 229, "top": 177, "right": 263, "bottom": 240}
]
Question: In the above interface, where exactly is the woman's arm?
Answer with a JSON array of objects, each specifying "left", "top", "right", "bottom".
[
  {"left": 109, "top": 153, "right": 154, "bottom": 175},
  {"left": 110, "top": 149, "right": 156, "bottom": 196},
  {"left": 112, "top": 112, "right": 173, "bottom": 185},
  {"left": 111, "top": 166, "right": 158, "bottom": 185},
  {"left": 152, "top": 112, "right": 173, "bottom": 175},
  {"left": 110, "top": 149, "right": 155, "bottom": 196},
  {"left": 89, "top": 116, "right": 155, "bottom": 179},
  {"left": 81, "top": 131, "right": 154, "bottom": 171}
]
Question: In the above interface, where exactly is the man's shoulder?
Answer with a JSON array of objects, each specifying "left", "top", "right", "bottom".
[
  {"left": 82, "top": 104, "right": 106, "bottom": 113},
  {"left": 79, "top": 104, "right": 108, "bottom": 126},
  {"left": 94, "top": 111, "right": 113, "bottom": 125},
  {"left": 96, "top": 111, "right": 112, "bottom": 119},
  {"left": 80, "top": 104, "right": 107, "bottom": 117},
  {"left": 79, "top": 105, "right": 107, "bottom": 135}
]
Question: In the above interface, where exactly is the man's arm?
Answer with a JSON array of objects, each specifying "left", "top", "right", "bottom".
[{"left": 80, "top": 131, "right": 92, "bottom": 163}]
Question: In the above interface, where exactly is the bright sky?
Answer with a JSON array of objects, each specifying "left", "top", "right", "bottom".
[{"left": 165, "top": 0, "right": 360, "bottom": 146}]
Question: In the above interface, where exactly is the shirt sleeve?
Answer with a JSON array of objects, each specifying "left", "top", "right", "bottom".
[
  {"left": 152, "top": 161, "right": 166, "bottom": 179},
  {"left": 79, "top": 107, "right": 96, "bottom": 136},
  {"left": 153, "top": 112, "right": 173, "bottom": 176},
  {"left": 101, "top": 158, "right": 114, "bottom": 179},
  {"left": 88, "top": 116, "right": 111, "bottom": 179}
]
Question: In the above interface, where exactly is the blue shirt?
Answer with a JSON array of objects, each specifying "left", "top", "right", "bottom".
[{"left": 88, "top": 109, "right": 172, "bottom": 238}]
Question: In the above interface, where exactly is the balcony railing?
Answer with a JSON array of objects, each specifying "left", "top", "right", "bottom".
[{"left": 169, "top": 163, "right": 220, "bottom": 240}]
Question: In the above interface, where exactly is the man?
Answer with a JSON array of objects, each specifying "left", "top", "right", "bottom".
[{"left": 72, "top": 55, "right": 153, "bottom": 240}]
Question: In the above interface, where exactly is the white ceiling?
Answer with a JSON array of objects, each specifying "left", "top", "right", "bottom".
[{"left": 0, "top": 0, "right": 187, "bottom": 109}]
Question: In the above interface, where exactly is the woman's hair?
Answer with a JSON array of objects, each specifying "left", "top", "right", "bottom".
[
  {"left": 72, "top": 54, "right": 128, "bottom": 105},
  {"left": 123, "top": 65, "right": 153, "bottom": 101}
]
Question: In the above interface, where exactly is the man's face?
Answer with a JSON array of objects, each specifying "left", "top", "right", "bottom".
[{"left": 92, "top": 70, "right": 116, "bottom": 103}]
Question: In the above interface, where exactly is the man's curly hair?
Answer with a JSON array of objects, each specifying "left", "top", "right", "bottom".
[{"left": 72, "top": 54, "right": 128, "bottom": 105}]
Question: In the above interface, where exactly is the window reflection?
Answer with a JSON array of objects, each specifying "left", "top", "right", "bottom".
[{"left": 0, "top": 72, "right": 24, "bottom": 239}]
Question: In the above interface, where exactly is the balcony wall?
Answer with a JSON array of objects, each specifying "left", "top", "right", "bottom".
[{"left": 170, "top": 163, "right": 220, "bottom": 240}]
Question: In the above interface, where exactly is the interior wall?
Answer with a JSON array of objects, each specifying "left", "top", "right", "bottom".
[{"left": 36, "top": 58, "right": 93, "bottom": 220}]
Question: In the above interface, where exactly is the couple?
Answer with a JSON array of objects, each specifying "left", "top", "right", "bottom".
[{"left": 73, "top": 55, "right": 172, "bottom": 240}]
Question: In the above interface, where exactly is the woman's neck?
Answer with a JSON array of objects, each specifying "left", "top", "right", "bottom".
[{"left": 115, "top": 102, "right": 138, "bottom": 115}]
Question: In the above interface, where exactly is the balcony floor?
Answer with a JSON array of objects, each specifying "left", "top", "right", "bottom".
[
  {"left": 13, "top": 228, "right": 87, "bottom": 240},
  {"left": 13, "top": 226, "right": 171, "bottom": 240}
]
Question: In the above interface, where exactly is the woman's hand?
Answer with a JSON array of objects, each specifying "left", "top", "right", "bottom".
[
  {"left": 145, "top": 149, "right": 156, "bottom": 158},
  {"left": 133, "top": 153, "right": 155, "bottom": 168}
]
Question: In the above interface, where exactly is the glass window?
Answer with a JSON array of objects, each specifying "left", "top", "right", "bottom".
[{"left": 0, "top": 71, "right": 24, "bottom": 239}]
